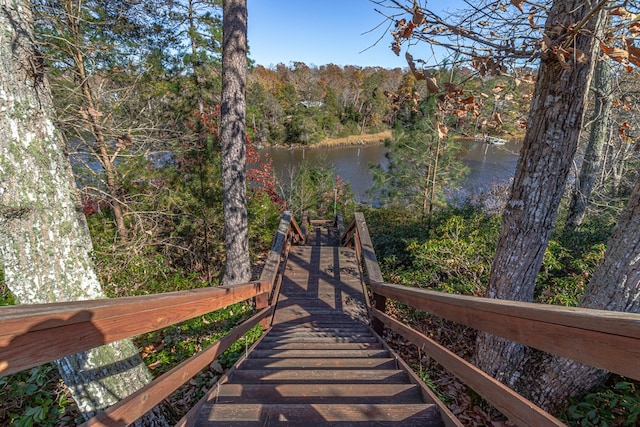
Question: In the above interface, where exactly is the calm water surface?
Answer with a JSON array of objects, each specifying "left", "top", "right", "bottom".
[{"left": 259, "top": 139, "right": 521, "bottom": 204}]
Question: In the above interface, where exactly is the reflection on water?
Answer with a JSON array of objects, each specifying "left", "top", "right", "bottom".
[{"left": 258, "top": 139, "right": 521, "bottom": 205}]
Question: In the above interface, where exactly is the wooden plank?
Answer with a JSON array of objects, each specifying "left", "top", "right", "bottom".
[
  {"left": 369, "top": 326, "right": 463, "bottom": 427},
  {"left": 373, "top": 309, "right": 564, "bottom": 427},
  {"left": 370, "top": 282, "right": 640, "bottom": 380},
  {"left": 0, "top": 281, "right": 268, "bottom": 335},
  {"left": 80, "top": 307, "right": 272, "bottom": 427},
  {"left": 214, "top": 383, "right": 424, "bottom": 404},
  {"left": 228, "top": 368, "right": 410, "bottom": 384},
  {"left": 336, "top": 211, "right": 345, "bottom": 240},
  {"left": 258, "top": 212, "right": 292, "bottom": 286},
  {"left": 249, "top": 349, "right": 390, "bottom": 358},
  {"left": 0, "top": 285, "right": 270, "bottom": 376},
  {"left": 289, "top": 215, "right": 304, "bottom": 244},
  {"left": 354, "top": 212, "right": 384, "bottom": 284},
  {"left": 239, "top": 357, "right": 397, "bottom": 370},
  {"left": 198, "top": 403, "right": 442, "bottom": 425}
]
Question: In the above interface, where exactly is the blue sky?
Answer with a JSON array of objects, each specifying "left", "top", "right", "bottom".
[{"left": 247, "top": 0, "right": 455, "bottom": 69}]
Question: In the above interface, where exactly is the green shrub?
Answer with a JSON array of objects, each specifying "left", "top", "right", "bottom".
[
  {"left": 0, "top": 365, "right": 75, "bottom": 427},
  {"left": 563, "top": 381, "right": 640, "bottom": 426}
]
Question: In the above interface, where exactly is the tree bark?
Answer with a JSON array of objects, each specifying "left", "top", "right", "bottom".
[
  {"left": 523, "top": 174, "right": 640, "bottom": 412},
  {"left": 474, "top": 0, "right": 607, "bottom": 387},
  {"left": 221, "top": 0, "right": 250, "bottom": 284},
  {"left": 0, "top": 2, "right": 167, "bottom": 424},
  {"left": 565, "top": 59, "right": 614, "bottom": 231}
]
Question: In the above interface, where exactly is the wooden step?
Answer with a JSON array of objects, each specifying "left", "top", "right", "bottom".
[
  {"left": 228, "top": 369, "right": 410, "bottom": 384},
  {"left": 267, "top": 326, "right": 372, "bottom": 336},
  {"left": 214, "top": 383, "right": 425, "bottom": 404},
  {"left": 196, "top": 403, "right": 443, "bottom": 426},
  {"left": 256, "top": 342, "right": 383, "bottom": 351},
  {"left": 239, "top": 357, "right": 398, "bottom": 370},
  {"left": 249, "top": 349, "right": 390, "bottom": 358},
  {"left": 260, "top": 335, "right": 378, "bottom": 344}
]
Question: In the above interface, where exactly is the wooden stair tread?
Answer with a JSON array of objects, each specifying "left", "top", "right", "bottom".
[
  {"left": 256, "top": 342, "right": 384, "bottom": 350},
  {"left": 213, "top": 383, "right": 425, "bottom": 404},
  {"left": 260, "top": 335, "right": 378, "bottom": 344},
  {"left": 228, "top": 369, "right": 410, "bottom": 384},
  {"left": 196, "top": 403, "right": 443, "bottom": 426},
  {"left": 239, "top": 357, "right": 398, "bottom": 370},
  {"left": 249, "top": 349, "right": 391, "bottom": 358}
]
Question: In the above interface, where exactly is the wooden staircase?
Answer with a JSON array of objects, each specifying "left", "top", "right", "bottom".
[{"left": 195, "top": 221, "right": 446, "bottom": 426}]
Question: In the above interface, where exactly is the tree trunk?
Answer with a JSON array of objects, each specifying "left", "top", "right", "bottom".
[
  {"left": 221, "top": 0, "right": 250, "bottom": 284},
  {"left": 522, "top": 174, "right": 640, "bottom": 412},
  {"left": 474, "top": 0, "right": 607, "bottom": 387},
  {"left": 565, "top": 59, "right": 614, "bottom": 231},
  {"left": 0, "top": 2, "right": 167, "bottom": 424}
]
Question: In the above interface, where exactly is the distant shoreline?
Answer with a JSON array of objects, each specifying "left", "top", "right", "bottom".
[
  {"left": 258, "top": 129, "right": 524, "bottom": 149},
  {"left": 313, "top": 130, "right": 392, "bottom": 148}
]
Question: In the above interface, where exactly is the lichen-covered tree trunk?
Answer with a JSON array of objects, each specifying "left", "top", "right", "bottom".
[
  {"left": 565, "top": 59, "right": 614, "bottom": 231},
  {"left": 474, "top": 0, "right": 607, "bottom": 387},
  {"left": 0, "top": 2, "right": 167, "bottom": 424},
  {"left": 523, "top": 174, "right": 640, "bottom": 412},
  {"left": 221, "top": 0, "right": 250, "bottom": 284}
]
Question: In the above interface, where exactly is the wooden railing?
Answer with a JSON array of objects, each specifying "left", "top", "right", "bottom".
[
  {"left": 342, "top": 212, "right": 640, "bottom": 427},
  {"left": 0, "top": 211, "right": 302, "bottom": 427}
]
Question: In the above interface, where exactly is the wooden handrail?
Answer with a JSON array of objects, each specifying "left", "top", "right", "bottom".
[
  {"left": 374, "top": 309, "right": 563, "bottom": 426},
  {"left": 0, "top": 281, "right": 270, "bottom": 376},
  {"left": 0, "top": 211, "right": 299, "bottom": 425},
  {"left": 347, "top": 211, "right": 640, "bottom": 426},
  {"left": 370, "top": 282, "right": 640, "bottom": 381}
]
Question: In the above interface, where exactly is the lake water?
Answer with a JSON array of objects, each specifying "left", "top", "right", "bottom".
[{"left": 258, "top": 138, "right": 522, "bottom": 204}]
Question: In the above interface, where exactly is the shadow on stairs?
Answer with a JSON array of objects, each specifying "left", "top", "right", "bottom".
[{"left": 194, "top": 220, "right": 446, "bottom": 426}]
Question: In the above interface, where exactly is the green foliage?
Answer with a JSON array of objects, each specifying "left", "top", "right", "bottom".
[
  {"left": 563, "top": 381, "right": 640, "bottom": 427},
  {"left": 218, "top": 324, "right": 264, "bottom": 369},
  {"left": 366, "top": 205, "right": 499, "bottom": 295},
  {"left": 136, "top": 302, "right": 257, "bottom": 375},
  {"left": 279, "top": 160, "right": 355, "bottom": 220},
  {"left": 0, "top": 365, "right": 75, "bottom": 427},
  {"left": 0, "top": 266, "right": 16, "bottom": 306},
  {"left": 535, "top": 216, "right": 611, "bottom": 306},
  {"left": 370, "top": 98, "right": 468, "bottom": 216}
]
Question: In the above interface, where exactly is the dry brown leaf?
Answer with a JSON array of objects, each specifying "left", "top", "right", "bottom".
[
  {"left": 401, "top": 21, "right": 416, "bottom": 38},
  {"left": 425, "top": 73, "right": 439, "bottom": 94},
  {"left": 510, "top": 0, "right": 524, "bottom": 13},
  {"left": 610, "top": 7, "right": 638, "bottom": 20},
  {"left": 493, "top": 112, "right": 503, "bottom": 125},
  {"left": 391, "top": 40, "right": 401, "bottom": 56},
  {"left": 601, "top": 43, "right": 629, "bottom": 62},
  {"left": 405, "top": 52, "right": 425, "bottom": 80},
  {"left": 437, "top": 121, "right": 448, "bottom": 139},
  {"left": 412, "top": 0, "right": 425, "bottom": 25},
  {"left": 626, "top": 44, "right": 640, "bottom": 67},
  {"left": 630, "top": 23, "right": 640, "bottom": 37},
  {"left": 444, "top": 82, "right": 462, "bottom": 95},
  {"left": 528, "top": 12, "right": 536, "bottom": 29},
  {"left": 567, "top": 47, "right": 587, "bottom": 63}
]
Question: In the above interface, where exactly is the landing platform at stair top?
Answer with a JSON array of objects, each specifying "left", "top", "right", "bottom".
[{"left": 272, "top": 245, "right": 368, "bottom": 326}]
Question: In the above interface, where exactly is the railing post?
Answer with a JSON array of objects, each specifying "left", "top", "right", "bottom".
[
  {"left": 372, "top": 293, "right": 387, "bottom": 335},
  {"left": 254, "top": 292, "right": 270, "bottom": 329}
]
